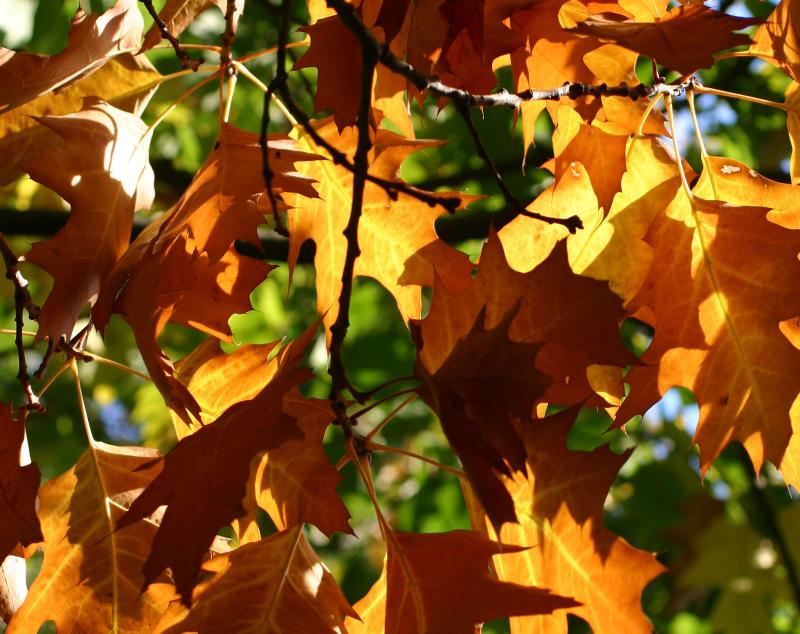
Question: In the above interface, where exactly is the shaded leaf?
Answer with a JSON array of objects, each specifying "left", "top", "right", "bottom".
[
  {"left": 24, "top": 98, "right": 154, "bottom": 343},
  {"left": 252, "top": 394, "right": 352, "bottom": 536},
  {"left": 142, "top": 0, "right": 244, "bottom": 51},
  {"left": 0, "top": 404, "right": 41, "bottom": 563},
  {"left": 346, "top": 529, "right": 578, "bottom": 633},
  {"left": 475, "top": 407, "right": 665, "bottom": 634},
  {"left": 750, "top": 0, "right": 800, "bottom": 82},
  {"left": 565, "top": 3, "right": 759, "bottom": 73},
  {"left": 115, "top": 327, "right": 316, "bottom": 603},
  {"left": 8, "top": 444, "right": 174, "bottom": 633},
  {"left": 0, "top": 0, "right": 143, "bottom": 113},
  {"left": 155, "top": 526, "right": 356, "bottom": 633},
  {"left": 413, "top": 231, "right": 632, "bottom": 527}
]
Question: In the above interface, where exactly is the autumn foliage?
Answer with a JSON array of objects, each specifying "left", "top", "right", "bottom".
[{"left": 0, "top": 0, "right": 799, "bottom": 632}]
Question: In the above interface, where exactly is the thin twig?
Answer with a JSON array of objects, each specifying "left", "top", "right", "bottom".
[
  {"left": 366, "top": 440, "right": 465, "bottom": 479},
  {"left": 219, "top": 0, "right": 239, "bottom": 67},
  {"left": 0, "top": 233, "right": 41, "bottom": 410},
  {"left": 260, "top": 0, "right": 292, "bottom": 237},
  {"left": 327, "top": 27, "right": 378, "bottom": 410},
  {"left": 138, "top": 0, "right": 202, "bottom": 71},
  {"left": 456, "top": 102, "right": 582, "bottom": 234}
]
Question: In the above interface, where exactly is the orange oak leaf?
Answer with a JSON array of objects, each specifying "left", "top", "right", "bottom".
[
  {"left": 544, "top": 104, "right": 630, "bottom": 212},
  {"left": 476, "top": 407, "right": 665, "bottom": 634},
  {"left": 0, "top": 0, "right": 143, "bottom": 113},
  {"left": 565, "top": 3, "right": 760, "bottom": 74},
  {"left": 112, "top": 235, "right": 270, "bottom": 422},
  {"left": 295, "top": 16, "right": 364, "bottom": 130},
  {"left": 413, "top": 231, "right": 633, "bottom": 526},
  {"left": 414, "top": 305, "right": 547, "bottom": 527},
  {"left": 345, "top": 529, "right": 578, "bottom": 633},
  {"left": 616, "top": 158, "right": 800, "bottom": 483},
  {"left": 0, "top": 52, "right": 161, "bottom": 185},
  {"left": 0, "top": 405, "right": 41, "bottom": 562},
  {"left": 171, "top": 338, "right": 282, "bottom": 433},
  {"left": 153, "top": 526, "right": 356, "bottom": 633},
  {"left": 286, "top": 119, "right": 473, "bottom": 340},
  {"left": 23, "top": 97, "right": 155, "bottom": 343},
  {"left": 251, "top": 393, "right": 352, "bottom": 536},
  {"left": 508, "top": 2, "right": 639, "bottom": 152},
  {"left": 8, "top": 444, "right": 174, "bottom": 633},
  {"left": 141, "top": 0, "right": 244, "bottom": 52},
  {"left": 152, "top": 124, "right": 320, "bottom": 263},
  {"left": 115, "top": 327, "right": 315, "bottom": 603},
  {"left": 750, "top": 0, "right": 800, "bottom": 83},
  {"left": 170, "top": 341, "right": 352, "bottom": 536},
  {"left": 92, "top": 128, "right": 316, "bottom": 420},
  {"left": 500, "top": 135, "right": 687, "bottom": 304}
]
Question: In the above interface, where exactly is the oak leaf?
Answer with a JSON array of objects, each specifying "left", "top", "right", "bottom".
[
  {"left": 508, "top": 2, "right": 639, "bottom": 152},
  {"left": 475, "top": 407, "right": 665, "bottom": 634},
  {"left": 750, "top": 0, "right": 800, "bottom": 82},
  {"left": 112, "top": 235, "right": 270, "bottom": 422},
  {"left": 115, "top": 326, "right": 316, "bottom": 603},
  {"left": 170, "top": 342, "right": 352, "bottom": 536},
  {"left": 616, "top": 158, "right": 800, "bottom": 483},
  {"left": 500, "top": 135, "right": 687, "bottom": 303},
  {"left": 171, "top": 338, "right": 282, "bottom": 433},
  {"left": 152, "top": 124, "right": 320, "bottom": 263},
  {"left": 0, "top": 405, "right": 41, "bottom": 563},
  {"left": 0, "top": 0, "right": 143, "bottom": 113},
  {"left": 286, "top": 119, "right": 473, "bottom": 340},
  {"left": 23, "top": 97, "right": 155, "bottom": 343},
  {"left": 0, "top": 52, "right": 161, "bottom": 185},
  {"left": 413, "top": 231, "right": 632, "bottom": 526},
  {"left": 565, "top": 3, "right": 760, "bottom": 73},
  {"left": 251, "top": 393, "right": 352, "bottom": 536},
  {"left": 345, "top": 529, "right": 578, "bottom": 633},
  {"left": 141, "top": 0, "right": 244, "bottom": 52},
  {"left": 8, "top": 444, "right": 174, "bottom": 633},
  {"left": 154, "top": 526, "right": 356, "bottom": 633}
]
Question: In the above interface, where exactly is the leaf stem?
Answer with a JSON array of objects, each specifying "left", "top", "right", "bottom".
[
  {"left": 664, "top": 95, "right": 695, "bottom": 202},
  {"left": 144, "top": 71, "right": 220, "bottom": 137},
  {"left": 348, "top": 388, "right": 419, "bottom": 423},
  {"left": 366, "top": 440, "right": 465, "bottom": 478},
  {"left": 81, "top": 352, "right": 152, "bottom": 382},
  {"left": 694, "top": 84, "right": 795, "bottom": 113}
]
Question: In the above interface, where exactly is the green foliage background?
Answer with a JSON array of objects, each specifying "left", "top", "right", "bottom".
[{"left": 1, "top": 1, "right": 798, "bottom": 632}]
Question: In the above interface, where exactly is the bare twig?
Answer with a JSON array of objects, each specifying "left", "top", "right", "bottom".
[
  {"left": 327, "top": 21, "right": 379, "bottom": 411},
  {"left": 219, "top": 0, "right": 239, "bottom": 67},
  {"left": 260, "top": 0, "right": 292, "bottom": 237},
  {"left": 456, "top": 102, "right": 582, "bottom": 234},
  {"left": 138, "top": 0, "right": 202, "bottom": 71},
  {"left": 0, "top": 233, "right": 41, "bottom": 410}
]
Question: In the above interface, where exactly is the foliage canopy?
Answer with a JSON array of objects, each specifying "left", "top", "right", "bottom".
[{"left": 1, "top": 0, "right": 799, "bottom": 632}]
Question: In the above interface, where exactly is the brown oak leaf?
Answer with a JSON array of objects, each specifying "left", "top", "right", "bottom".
[
  {"left": 115, "top": 326, "right": 316, "bottom": 603},
  {"left": 0, "top": 405, "right": 41, "bottom": 563}
]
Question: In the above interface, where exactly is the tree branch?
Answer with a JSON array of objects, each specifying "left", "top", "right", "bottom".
[
  {"left": 138, "top": 0, "right": 202, "bottom": 71},
  {"left": 0, "top": 233, "right": 41, "bottom": 410},
  {"left": 327, "top": 14, "right": 378, "bottom": 409},
  {"left": 325, "top": 0, "right": 692, "bottom": 109}
]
